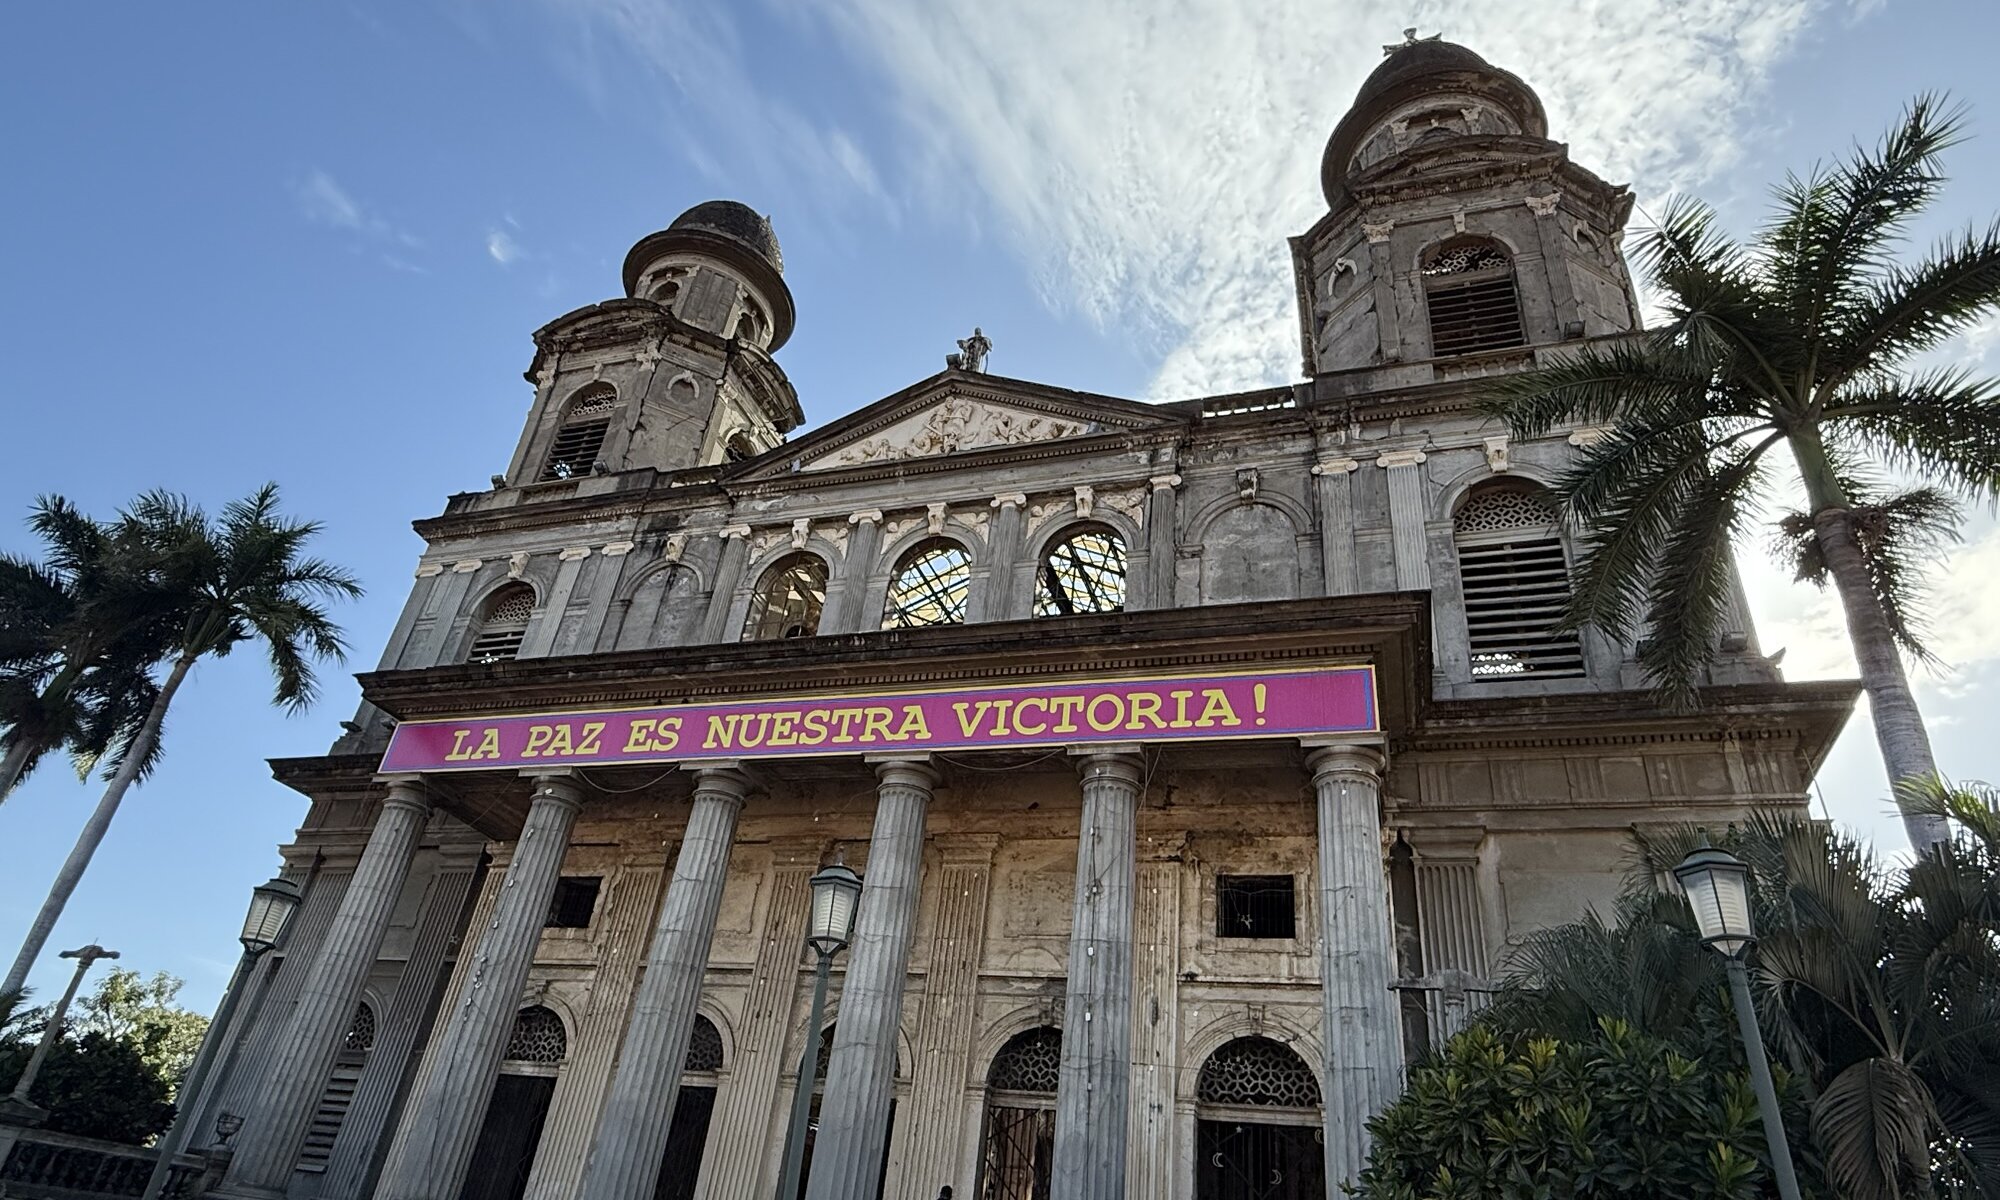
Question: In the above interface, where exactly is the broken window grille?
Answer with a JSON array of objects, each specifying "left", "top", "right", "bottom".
[
  {"left": 1453, "top": 487, "right": 1585, "bottom": 678},
  {"left": 742, "top": 554, "right": 828, "bottom": 640},
  {"left": 545, "top": 876, "right": 602, "bottom": 929},
  {"left": 1034, "top": 526, "right": 1127, "bottom": 617},
  {"left": 883, "top": 539, "right": 971, "bottom": 629},
  {"left": 1422, "top": 237, "right": 1526, "bottom": 356},
  {"left": 540, "top": 383, "right": 617, "bottom": 480},
  {"left": 467, "top": 585, "right": 534, "bottom": 663},
  {"left": 1216, "top": 875, "right": 1297, "bottom": 939}
]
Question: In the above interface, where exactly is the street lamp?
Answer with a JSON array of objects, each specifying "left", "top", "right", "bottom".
[
  {"left": 140, "top": 876, "right": 301, "bottom": 1200},
  {"left": 1673, "top": 839, "right": 1803, "bottom": 1200},
  {"left": 775, "top": 861, "right": 863, "bottom": 1200}
]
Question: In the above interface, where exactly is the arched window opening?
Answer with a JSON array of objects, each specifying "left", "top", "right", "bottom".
[
  {"left": 1195, "top": 1037, "right": 1324, "bottom": 1200},
  {"left": 742, "top": 554, "right": 828, "bottom": 641},
  {"left": 732, "top": 303, "right": 765, "bottom": 343},
  {"left": 1453, "top": 486, "right": 1584, "bottom": 679},
  {"left": 650, "top": 278, "right": 682, "bottom": 306},
  {"left": 978, "top": 1027, "right": 1061, "bottom": 1200},
  {"left": 1422, "top": 237, "right": 1525, "bottom": 356},
  {"left": 504, "top": 1005, "right": 567, "bottom": 1065},
  {"left": 540, "top": 383, "right": 617, "bottom": 481},
  {"left": 723, "top": 431, "right": 759, "bottom": 463},
  {"left": 296, "top": 1002, "right": 375, "bottom": 1173},
  {"left": 883, "top": 539, "right": 972, "bottom": 629},
  {"left": 658, "top": 1015, "right": 725, "bottom": 1200},
  {"left": 468, "top": 585, "right": 534, "bottom": 664},
  {"left": 1034, "top": 526, "right": 1127, "bottom": 617}
]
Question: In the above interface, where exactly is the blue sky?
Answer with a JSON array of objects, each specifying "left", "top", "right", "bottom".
[{"left": 4, "top": 0, "right": 1999, "bottom": 1014}]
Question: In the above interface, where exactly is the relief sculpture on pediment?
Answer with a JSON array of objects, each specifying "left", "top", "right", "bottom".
[{"left": 813, "top": 397, "right": 1091, "bottom": 468}]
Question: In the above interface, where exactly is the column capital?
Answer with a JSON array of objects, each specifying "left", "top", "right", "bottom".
[
  {"left": 990, "top": 492, "right": 1027, "bottom": 510},
  {"left": 522, "top": 772, "right": 587, "bottom": 809},
  {"left": 682, "top": 762, "right": 754, "bottom": 804},
  {"left": 1376, "top": 449, "right": 1428, "bottom": 469},
  {"left": 1311, "top": 456, "right": 1361, "bottom": 476},
  {"left": 1148, "top": 473, "right": 1182, "bottom": 493},
  {"left": 1304, "top": 742, "right": 1384, "bottom": 784},
  {"left": 376, "top": 777, "right": 433, "bottom": 817},
  {"left": 1070, "top": 745, "right": 1144, "bottom": 789},
  {"left": 847, "top": 508, "right": 884, "bottom": 526},
  {"left": 868, "top": 755, "right": 938, "bottom": 791},
  {"left": 719, "top": 524, "right": 753, "bottom": 541}
]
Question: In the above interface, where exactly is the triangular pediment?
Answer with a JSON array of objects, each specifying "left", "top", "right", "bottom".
[{"left": 743, "top": 371, "right": 1183, "bottom": 477}]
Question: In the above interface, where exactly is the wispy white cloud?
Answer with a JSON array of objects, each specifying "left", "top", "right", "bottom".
[
  {"left": 293, "top": 168, "right": 424, "bottom": 268},
  {"left": 487, "top": 228, "right": 523, "bottom": 265}
]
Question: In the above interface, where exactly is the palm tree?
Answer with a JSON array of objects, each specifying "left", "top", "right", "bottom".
[
  {"left": 1485, "top": 792, "right": 2000, "bottom": 1199},
  {"left": 0, "top": 498, "right": 174, "bottom": 803},
  {"left": 1484, "top": 97, "right": 2000, "bottom": 853},
  {"left": 1, "top": 485, "right": 360, "bottom": 1001}
]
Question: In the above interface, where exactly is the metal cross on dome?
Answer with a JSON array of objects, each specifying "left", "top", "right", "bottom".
[{"left": 1383, "top": 27, "right": 1443, "bottom": 55}]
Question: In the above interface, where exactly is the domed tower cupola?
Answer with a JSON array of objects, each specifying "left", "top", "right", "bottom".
[
  {"left": 1290, "top": 34, "right": 1638, "bottom": 376},
  {"left": 622, "top": 199, "right": 796, "bottom": 352}
]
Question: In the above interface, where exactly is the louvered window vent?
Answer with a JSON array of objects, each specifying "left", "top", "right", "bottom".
[
  {"left": 468, "top": 586, "right": 533, "bottom": 664},
  {"left": 1424, "top": 238, "right": 1527, "bottom": 357},
  {"left": 1453, "top": 488, "right": 1585, "bottom": 678}
]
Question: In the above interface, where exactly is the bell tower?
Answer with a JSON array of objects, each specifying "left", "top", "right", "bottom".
[
  {"left": 500, "top": 200, "right": 804, "bottom": 487},
  {"left": 1290, "top": 36, "right": 1640, "bottom": 376}
]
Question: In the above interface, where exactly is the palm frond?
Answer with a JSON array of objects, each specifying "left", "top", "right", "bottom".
[
  {"left": 1812, "top": 1057, "right": 1938, "bottom": 1200},
  {"left": 1633, "top": 444, "right": 1772, "bottom": 705},
  {"left": 1827, "top": 365, "right": 2000, "bottom": 498},
  {"left": 1827, "top": 217, "right": 2000, "bottom": 377},
  {"left": 1775, "top": 484, "right": 1961, "bottom": 661}
]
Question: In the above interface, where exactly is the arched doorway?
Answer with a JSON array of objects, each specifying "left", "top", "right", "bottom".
[
  {"left": 976, "top": 1026, "right": 1062, "bottom": 1200},
  {"left": 461, "top": 1005, "right": 565, "bottom": 1200},
  {"left": 654, "top": 1015, "right": 724, "bottom": 1200},
  {"left": 1194, "top": 1037, "right": 1324, "bottom": 1200}
]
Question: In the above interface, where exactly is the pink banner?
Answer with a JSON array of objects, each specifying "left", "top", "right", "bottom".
[{"left": 378, "top": 666, "right": 1377, "bottom": 773}]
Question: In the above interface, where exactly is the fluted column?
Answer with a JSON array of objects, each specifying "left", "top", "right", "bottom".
[
  {"left": 1050, "top": 748, "right": 1142, "bottom": 1200},
  {"left": 822, "top": 511, "right": 883, "bottom": 634},
  {"left": 1307, "top": 744, "right": 1401, "bottom": 1192},
  {"left": 1128, "top": 835, "right": 1185, "bottom": 1200},
  {"left": 215, "top": 780, "right": 433, "bottom": 1200},
  {"left": 695, "top": 843, "right": 821, "bottom": 1200},
  {"left": 374, "top": 774, "right": 584, "bottom": 1200},
  {"left": 577, "top": 766, "right": 750, "bottom": 1200},
  {"left": 1312, "top": 454, "right": 1361, "bottom": 595},
  {"left": 890, "top": 836, "right": 996, "bottom": 1198},
  {"left": 698, "top": 526, "right": 752, "bottom": 644},
  {"left": 804, "top": 759, "right": 935, "bottom": 1200},
  {"left": 1141, "top": 475, "right": 1180, "bottom": 610},
  {"left": 1378, "top": 452, "right": 1430, "bottom": 592}
]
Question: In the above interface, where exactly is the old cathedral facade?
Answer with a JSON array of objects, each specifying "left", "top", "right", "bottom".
[{"left": 194, "top": 39, "right": 1851, "bottom": 1200}]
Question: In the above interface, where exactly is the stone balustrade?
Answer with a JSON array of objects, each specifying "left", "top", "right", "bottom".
[{"left": 0, "top": 1127, "right": 214, "bottom": 1200}]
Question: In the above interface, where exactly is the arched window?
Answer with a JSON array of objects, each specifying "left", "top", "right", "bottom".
[
  {"left": 504, "top": 1006, "right": 567, "bottom": 1065},
  {"left": 1422, "top": 237, "right": 1525, "bottom": 356},
  {"left": 978, "top": 1026, "right": 1061, "bottom": 1200},
  {"left": 468, "top": 584, "right": 534, "bottom": 664},
  {"left": 883, "top": 539, "right": 971, "bottom": 629},
  {"left": 742, "top": 554, "right": 828, "bottom": 641},
  {"left": 1195, "top": 1037, "right": 1324, "bottom": 1199},
  {"left": 1453, "top": 486, "right": 1584, "bottom": 678},
  {"left": 1034, "top": 526, "right": 1126, "bottom": 617},
  {"left": 732, "top": 303, "right": 765, "bottom": 343},
  {"left": 723, "top": 431, "right": 759, "bottom": 463},
  {"left": 296, "top": 1002, "right": 375, "bottom": 1172},
  {"left": 540, "top": 383, "right": 618, "bottom": 481},
  {"left": 658, "top": 1015, "right": 725, "bottom": 1200}
]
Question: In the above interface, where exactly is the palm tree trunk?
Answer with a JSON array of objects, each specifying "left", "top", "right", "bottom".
[
  {"left": 0, "top": 740, "right": 34, "bottom": 806},
  {"left": 1794, "top": 437, "right": 1949, "bottom": 854},
  {"left": 0, "top": 653, "right": 196, "bottom": 1000}
]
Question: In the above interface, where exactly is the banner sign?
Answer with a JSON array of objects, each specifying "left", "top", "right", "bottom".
[{"left": 378, "top": 665, "right": 1377, "bottom": 773}]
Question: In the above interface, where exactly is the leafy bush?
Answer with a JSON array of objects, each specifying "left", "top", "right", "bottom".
[{"left": 1352, "top": 1020, "right": 1816, "bottom": 1200}]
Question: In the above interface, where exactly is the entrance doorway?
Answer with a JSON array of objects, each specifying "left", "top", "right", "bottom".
[
  {"left": 1192, "top": 1037, "right": 1325, "bottom": 1200},
  {"left": 976, "top": 1026, "right": 1061, "bottom": 1200},
  {"left": 459, "top": 1006, "right": 567, "bottom": 1200}
]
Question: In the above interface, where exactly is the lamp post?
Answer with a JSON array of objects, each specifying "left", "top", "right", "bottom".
[
  {"left": 775, "top": 861, "right": 863, "bottom": 1200},
  {"left": 139, "top": 876, "right": 301, "bottom": 1200},
  {"left": 3, "top": 944, "right": 120, "bottom": 1115},
  {"left": 1673, "top": 840, "right": 1803, "bottom": 1200}
]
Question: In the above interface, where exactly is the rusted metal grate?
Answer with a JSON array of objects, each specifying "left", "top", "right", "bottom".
[
  {"left": 883, "top": 539, "right": 971, "bottom": 629},
  {"left": 1034, "top": 527, "right": 1126, "bottom": 617},
  {"left": 742, "top": 554, "right": 828, "bottom": 640}
]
